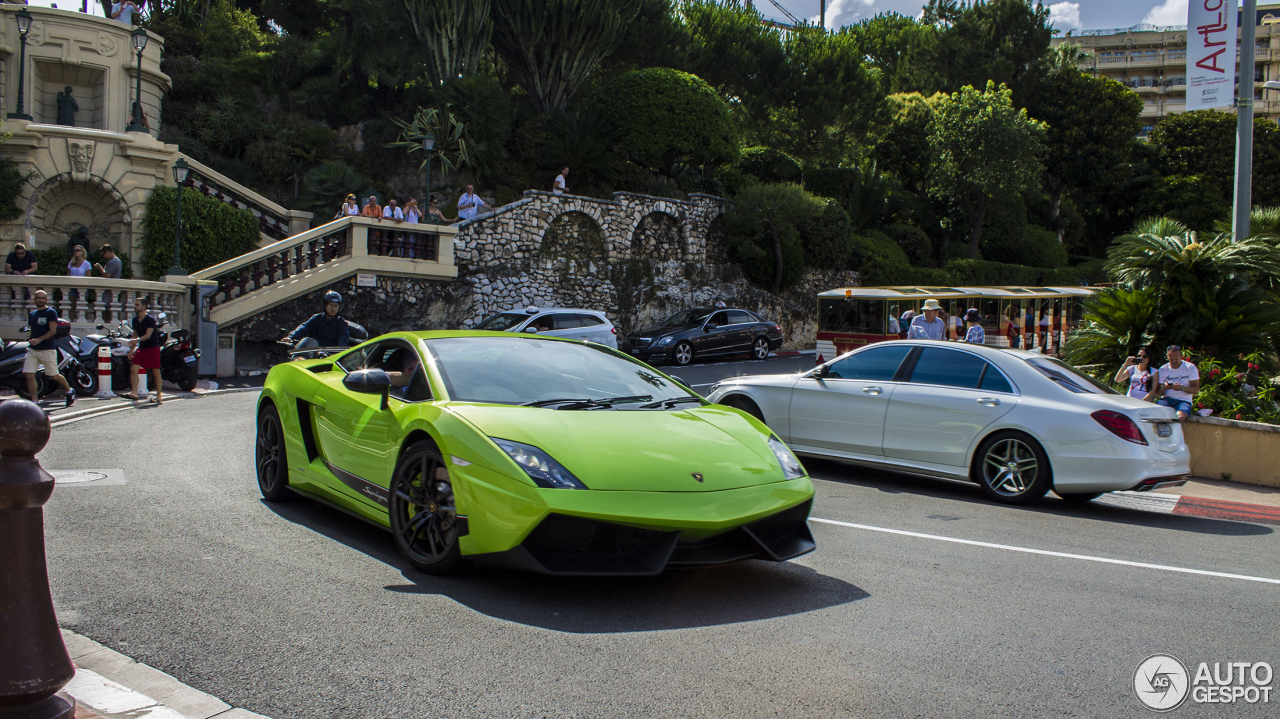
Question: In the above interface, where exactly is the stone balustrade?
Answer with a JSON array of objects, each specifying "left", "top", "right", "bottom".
[{"left": 0, "top": 276, "right": 187, "bottom": 341}]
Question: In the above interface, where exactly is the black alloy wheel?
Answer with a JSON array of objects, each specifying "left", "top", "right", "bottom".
[
  {"left": 1058, "top": 492, "right": 1104, "bottom": 502},
  {"left": 673, "top": 341, "right": 694, "bottom": 366},
  {"left": 256, "top": 404, "right": 291, "bottom": 501},
  {"left": 15, "top": 373, "right": 48, "bottom": 401},
  {"left": 751, "top": 337, "right": 770, "bottom": 361},
  {"left": 973, "top": 431, "right": 1052, "bottom": 505},
  {"left": 71, "top": 363, "right": 98, "bottom": 396},
  {"left": 390, "top": 441, "right": 464, "bottom": 575}
]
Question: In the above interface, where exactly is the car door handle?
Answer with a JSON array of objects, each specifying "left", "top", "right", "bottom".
[
  {"left": 861, "top": 386, "right": 884, "bottom": 395},
  {"left": 312, "top": 396, "right": 327, "bottom": 408},
  {"left": 977, "top": 397, "right": 1001, "bottom": 406}
]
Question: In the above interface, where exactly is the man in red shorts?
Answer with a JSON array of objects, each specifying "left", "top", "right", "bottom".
[{"left": 123, "top": 296, "right": 164, "bottom": 404}]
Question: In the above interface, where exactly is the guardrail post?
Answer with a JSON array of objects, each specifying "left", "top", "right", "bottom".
[{"left": 0, "top": 399, "right": 76, "bottom": 719}]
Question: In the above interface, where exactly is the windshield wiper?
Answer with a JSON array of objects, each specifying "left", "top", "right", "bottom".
[
  {"left": 638, "top": 396, "right": 703, "bottom": 409},
  {"left": 521, "top": 395, "right": 653, "bottom": 410}
]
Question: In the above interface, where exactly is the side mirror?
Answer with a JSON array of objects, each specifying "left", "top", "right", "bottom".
[
  {"left": 807, "top": 365, "right": 830, "bottom": 379},
  {"left": 703, "top": 324, "right": 717, "bottom": 332},
  {"left": 96, "top": 324, "right": 105, "bottom": 330},
  {"left": 525, "top": 326, "right": 540, "bottom": 333},
  {"left": 343, "top": 368, "right": 392, "bottom": 409},
  {"left": 20, "top": 326, "right": 30, "bottom": 333}
]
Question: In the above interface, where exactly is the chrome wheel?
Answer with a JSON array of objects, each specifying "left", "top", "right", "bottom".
[
  {"left": 673, "top": 341, "right": 693, "bottom": 366},
  {"left": 390, "top": 444, "right": 463, "bottom": 574},
  {"left": 256, "top": 406, "right": 290, "bottom": 501},
  {"left": 752, "top": 337, "right": 769, "bottom": 360},
  {"left": 981, "top": 438, "right": 1040, "bottom": 497}
]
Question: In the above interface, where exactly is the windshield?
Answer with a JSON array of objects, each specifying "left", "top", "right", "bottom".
[
  {"left": 427, "top": 337, "right": 697, "bottom": 407},
  {"left": 662, "top": 309, "right": 713, "bottom": 327},
  {"left": 1024, "top": 356, "right": 1118, "bottom": 395},
  {"left": 474, "top": 312, "right": 528, "bottom": 332}
]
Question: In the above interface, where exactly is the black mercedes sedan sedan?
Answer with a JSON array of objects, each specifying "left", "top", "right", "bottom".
[{"left": 627, "top": 308, "right": 784, "bottom": 366}]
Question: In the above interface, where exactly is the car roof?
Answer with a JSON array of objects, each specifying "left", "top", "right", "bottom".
[
  {"left": 845, "top": 339, "right": 1045, "bottom": 361},
  {"left": 499, "top": 307, "right": 606, "bottom": 315},
  {"left": 366, "top": 330, "right": 604, "bottom": 342}
]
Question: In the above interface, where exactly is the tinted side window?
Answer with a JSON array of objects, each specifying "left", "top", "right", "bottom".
[
  {"left": 826, "top": 345, "right": 912, "bottom": 381},
  {"left": 553, "top": 314, "right": 584, "bottom": 329},
  {"left": 337, "top": 344, "right": 378, "bottom": 373},
  {"left": 576, "top": 313, "right": 604, "bottom": 327},
  {"left": 709, "top": 312, "right": 730, "bottom": 326},
  {"left": 727, "top": 310, "right": 755, "bottom": 325},
  {"left": 908, "top": 347, "right": 985, "bottom": 389},
  {"left": 979, "top": 366, "right": 1014, "bottom": 393}
]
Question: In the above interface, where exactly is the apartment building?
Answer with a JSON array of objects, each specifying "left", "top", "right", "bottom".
[{"left": 1053, "top": 4, "right": 1280, "bottom": 134}]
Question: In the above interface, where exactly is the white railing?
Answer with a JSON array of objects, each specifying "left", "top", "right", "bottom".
[
  {"left": 191, "top": 215, "right": 457, "bottom": 312},
  {"left": 0, "top": 277, "right": 187, "bottom": 340}
]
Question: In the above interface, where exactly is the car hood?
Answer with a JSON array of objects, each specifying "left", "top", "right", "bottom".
[
  {"left": 629, "top": 326, "right": 689, "bottom": 339},
  {"left": 447, "top": 403, "right": 786, "bottom": 491}
]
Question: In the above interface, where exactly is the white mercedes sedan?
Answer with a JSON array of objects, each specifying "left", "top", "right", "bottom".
[{"left": 705, "top": 340, "right": 1190, "bottom": 504}]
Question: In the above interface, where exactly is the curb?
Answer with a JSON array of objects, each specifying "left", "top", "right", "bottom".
[
  {"left": 1096, "top": 491, "right": 1280, "bottom": 526},
  {"left": 61, "top": 629, "right": 271, "bottom": 719},
  {"left": 772, "top": 349, "right": 817, "bottom": 356}
]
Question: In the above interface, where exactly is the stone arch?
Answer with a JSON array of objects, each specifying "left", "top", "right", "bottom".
[
  {"left": 629, "top": 211, "right": 685, "bottom": 261},
  {"left": 25, "top": 173, "right": 133, "bottom": 255},
  {"left": 704, "top": 214, "right": 728, "bottom": 263},
  {"left": 538, "top": 210, "right": 607, "bottom": 262}
]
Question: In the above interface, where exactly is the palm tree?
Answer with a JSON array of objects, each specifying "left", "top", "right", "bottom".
[
  {"left": 1105, "top": 217, "right": 1280, "bottom": 291},
  {"left": 1062, "top": 286, "right": 1159, "bottom": 369},
  {"left": 1046, "top": 42, "right": 1092, "bottom": 73}
]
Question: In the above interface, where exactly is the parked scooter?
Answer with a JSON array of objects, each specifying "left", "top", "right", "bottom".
[
  {"left": 0, "top": 319, "right": 90, "bottom": 399},
  {"left": 159, "top": 328, "right": 201, "bottom": 391}
]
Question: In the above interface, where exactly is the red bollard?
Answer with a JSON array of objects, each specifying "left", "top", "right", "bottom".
[
  {"left": 0, "top": 399, "right": 76, "bottom": 719},
  {"left": 95, "top": 344, "right": 114, "bottom": 399}
]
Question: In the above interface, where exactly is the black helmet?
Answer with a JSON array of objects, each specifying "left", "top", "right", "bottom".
[{"left": 324, "top": 291, "right": 343, "bottom": 308}]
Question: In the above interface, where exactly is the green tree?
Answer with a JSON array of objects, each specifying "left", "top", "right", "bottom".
[
  {"left": 929, "top": 82, "right": 1045, "bottom": 258},
  {"left": 0, "top": 133, "right": 35, "bottom": 221},
  {"left": 1147, "top": 111, "right": 1280, "bottom": 211},
  {"left": 680, "top": 0, "right": 785, "bottom": 123},
  {"left": 870, "top": 92, "right": 945, "bottom": 242},
  {"left": 403, "top": 0, "right": 493, "bottom": 87},
  {"left": 909, "top": 0, "right": 1052, "bottom": 108},
  {"left": 140, "top": 187, "right": 261, "bottom": 278},
  {"left": 762, "top": 26, "right": 881, "bottom": 168},
  {"left": 845, "top": 12, "right": 924, "bottom": 94},
  {"left": 490, "top": 0, "right": 641, "bottom": 114},
  {"left": 590, "top": 68, "right": 738, "bottom": 175},
  {"left": 725, "top": 184, "right": 818, "bottom": 293}
]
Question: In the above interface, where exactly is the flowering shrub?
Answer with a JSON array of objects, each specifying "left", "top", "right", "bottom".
[{"left": 1183, "top": 350, "right": 1280, "bottom": 425}]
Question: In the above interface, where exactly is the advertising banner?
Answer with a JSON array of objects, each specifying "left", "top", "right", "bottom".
[{"left": 1188, "top": 0, "right": 1238, "bottom": 110}]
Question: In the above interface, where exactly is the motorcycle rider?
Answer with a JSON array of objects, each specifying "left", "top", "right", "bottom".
[
  {"left": 281, "top": 291, "right": 351, "bottom": 349},
  {"left": 24, "top": 289, "right": 75, "bottom": 407}
]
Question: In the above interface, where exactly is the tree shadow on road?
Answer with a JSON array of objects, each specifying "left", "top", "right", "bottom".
[
  {"left": 263, "top": 497, "right": 869, "bottom": 634},
  {"left": 805, "top": 458, "right": 1274, "bottom": 537}
]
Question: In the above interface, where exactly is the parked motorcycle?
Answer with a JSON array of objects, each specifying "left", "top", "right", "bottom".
[
  {"left": 0, "top": 320, "right": 90, "bottom": 399},
  {"left": 159, "top": 328, "right": 200, "bottom": 391}
]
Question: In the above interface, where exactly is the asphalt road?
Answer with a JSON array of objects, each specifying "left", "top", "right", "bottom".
[
  {"left": 39, "top": 387, "right": 1278, "bottom": 719},
  {"left": 661, "top": 352, "right": 815, "bottom": 395}
]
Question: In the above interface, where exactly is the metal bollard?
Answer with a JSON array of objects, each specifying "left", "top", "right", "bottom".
[
  {"left": 95, "top": 344, "right": 115, "bottom": 399},
  {"left": 0, "top": 399, "right": 77, "bottom": 719}
]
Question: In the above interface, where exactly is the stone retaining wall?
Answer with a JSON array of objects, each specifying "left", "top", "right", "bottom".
[{"left": 1184, "top": 415, "right": 1280, "bottom": 488}]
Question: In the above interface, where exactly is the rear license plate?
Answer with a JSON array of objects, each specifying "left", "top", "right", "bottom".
[
  {"left": 184, "top": 355, "right": 197, "bottom": 363},
  {"left": 1156, "top": 423, "right": 1171, "bottom": 437}
]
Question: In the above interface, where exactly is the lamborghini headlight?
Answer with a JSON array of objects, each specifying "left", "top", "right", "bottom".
[
  {"left": 492, "top": 438, "right": 587, "bottom": 489},
  {"left": 768, "top": 436, "right": 806, "bottom": 480}
]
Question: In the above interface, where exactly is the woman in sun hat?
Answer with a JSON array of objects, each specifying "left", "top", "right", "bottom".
[{"left": 962, "top": 307, "right": 985, "bottom": 344}]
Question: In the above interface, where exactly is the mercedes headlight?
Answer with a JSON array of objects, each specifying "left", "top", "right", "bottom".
[
  {"left": 656, "top": 336, "right": 675, "bottom": 346},
  {"left": 767, "top": 436, "right": 806, "bottom": 480},
  {"left": 492, "top": 438, "right": 587, "bottom": 489}
]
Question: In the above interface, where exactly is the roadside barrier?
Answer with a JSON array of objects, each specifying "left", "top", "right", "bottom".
[{"left": 95, "top": 345, "right": 115, "bottom": 399}]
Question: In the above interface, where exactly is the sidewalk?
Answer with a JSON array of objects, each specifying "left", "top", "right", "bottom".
[
  {"left": 62, "top": 630, "right": 270, "bottom": 719},
  {"left": 1097, "top": 477, "right": 1280, "bottom": 526}
]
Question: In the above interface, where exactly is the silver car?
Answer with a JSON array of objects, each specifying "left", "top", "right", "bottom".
[
  {"left": 474, "top": 306, "right": 619, "bottom": 349},
  {"left": 707, "top": 340, "right": 1191, "bottom": 505}
]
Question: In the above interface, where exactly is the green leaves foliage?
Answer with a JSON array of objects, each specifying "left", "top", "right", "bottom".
[
  {"left": 491, "top": 0, "right": 641, "bottom": 114},
  {"left": 140, "top": 187, "right": 260, "bottom": 279},
  {"left": 1105, "top": 218, "right": 1280, "bottom": 291},
  {"left": 0, "top": 132, "right": 34, "bottom": 222},
  {"left": 804, "top": 162, "right": 900, "bottom": 233},
  {"left": 1062, "top": 286, "right": 1159, "bottom": 368},
  {"left": 387, "top": 105, "right": 473, "bottom": 177},
  {"left": 403, "top": 0, "right": 493, "bottom": 87},
  {"left": 725, "top": 184, "right": 820, "bottom": 292},
  {"left": 590, "top": 68, "right": 738, "bottom": 175}
]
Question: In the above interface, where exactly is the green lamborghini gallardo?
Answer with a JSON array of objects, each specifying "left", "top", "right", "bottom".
[{"left": 255, "top": 331, "right": 815, "bottom": 575}]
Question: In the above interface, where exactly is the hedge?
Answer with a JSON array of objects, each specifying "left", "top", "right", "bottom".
[
  {"left": 140, "top": 186, "right": 260, "bottom": 278},
  {"left": 32, "top": 246, "right": 133, "bottom": 279}
]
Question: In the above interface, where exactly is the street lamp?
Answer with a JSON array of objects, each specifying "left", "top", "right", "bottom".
[
  {"left": 125, "top": 27, "right": 148, "bottom": 132},
  {"left": 168, "top": 158, "right": 189, "bottom": 276},
  {"left": 422, "top": 132, "right": 436, "bottom": 201},
  {"left": 7, "top": 9, "right": 33, "bottom": 120}
]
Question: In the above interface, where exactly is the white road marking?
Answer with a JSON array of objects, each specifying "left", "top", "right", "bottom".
[{"left": 810, "top": 517, "right": 1280, "bottom": 585}]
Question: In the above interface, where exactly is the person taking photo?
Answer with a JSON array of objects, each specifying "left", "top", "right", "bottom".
[{"left": 1114, "top": 347, "right": 1158, "bottom": 401}]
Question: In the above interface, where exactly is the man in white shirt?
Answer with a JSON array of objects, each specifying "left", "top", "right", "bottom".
[
  {"left": 553, "top": 166, "right": 569, "bottom": 195},
  {"left": 382, "top": 199, "right": 404, "bottom": 221},
  {"left": 908, "top": 299, "right": 946, "bottom": 340},
  {"left": 456, "top": 185, "right": 489, "bottom": 220},
  {"left": 112, "top": 1, "right": 140, "bottom": 25},
  {"left": 1154, "top": 344, "right": 1199, "bottom": 423}
]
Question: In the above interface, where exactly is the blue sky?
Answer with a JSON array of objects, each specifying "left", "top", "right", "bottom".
[
  {"left": 765, "top": 1, "right": 1190, "bottom": 32},
  {"left": 26, "top": 0, "right": 1193, "bottom": 35}
]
